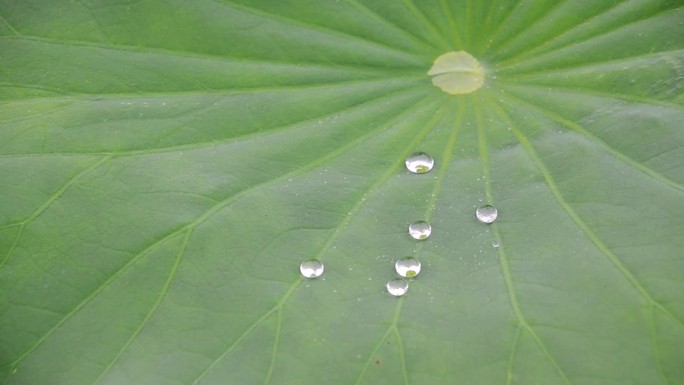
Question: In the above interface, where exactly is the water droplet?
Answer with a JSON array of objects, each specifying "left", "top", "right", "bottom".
[
  {"left": 492, "top": 239, "right": 500, "bottom": 248},
  {"left": 476, "top": 205, "right": 498, "bottom": 224},
  {"left": 300, "top": 259, "right": 324, "bottom": 278},
  {"left": 395, "top": 257, "right": 422, "bottom": 278},
  {"left": 408, "top": 220, "right": 431, "bottom": 240},
  {"left": 405, "top": 152, "right": 434, "bottom": 174},
  {"left": 386, "top": 279, "right": 409, "bottom": 297}
]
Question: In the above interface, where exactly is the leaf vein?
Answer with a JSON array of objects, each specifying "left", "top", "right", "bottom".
[
  {"left": 474, "top": 97, "right": 572, "bottom": 385},
  {"left": 401, "top": 0, "right": 451, "bottom": 51},
  {"left": 648, "top": 305, "right": 671, "bottom": 385},
  {"left": 0, "top": 35, "right": 419, "bottom": 73},
  {"left": 6, "top": 95, "right": 438, "bottom": 372},
  {"left": 489, "top": 97, "right": 684, "bottom": 331},
  {"left": 0, "top": 72, "right": 423, "bottom": 102},
  {"left": 0, "top": 14, "right": 19, "bottom": 36},
  {"left": 438, "top": 0, "right": 463, "bottom": 49},
  {"left": 498, "top": 45, "right": 684, "bottom": 76},
  {"left": 189, "top": 95, "right": 446, "bottom": 384},
  {"left": 262, "top": 306, "right": 283, "bottom": 385},
  {"left": 498, "top": 82, "right": 684, "bottom": 112},
  {"left": 343, "top": 0, "right": 441, "bottom": 52},
  {"left": 502, "top": 91, "right": 684, "bottom": 194},
  {"left": 0, "top": 85, "right": 426, "bottom": 158},
  {"left": 208, "top": 0, "right": 426, "bottom": 63},
  {"left": 90, "top": 229, "right": 192, "bottom": 385},
  {"left": 0, "top": 155, "right": 111, "bottom": 268},
  {"left": 498, "top": 3, "right": 681, "bottom": 68},
  {"left": 506, "top": 324, "right": 523, "bottom": 385}
]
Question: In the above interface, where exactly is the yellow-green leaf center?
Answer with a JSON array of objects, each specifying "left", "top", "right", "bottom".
[{"left": 427, "top": 51, "right": 485, "bottom": 95}]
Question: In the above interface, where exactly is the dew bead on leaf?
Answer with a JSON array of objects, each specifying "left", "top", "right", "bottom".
[
  {"left": 427, "top": 51, "right": 485, "bottom": 95},
  {"left": 395, "top": 257, "right": 422, "bottom": 278},
  {"left": 386, "top": 279, "right": 409, "bottom": 297},
  {"left": 300, "top": 259, "right": 324, "bottom": 278},
  {"left": 405, "top": 152, "right": 434, "bottom": 173},
  {"left": 475, "top": 205, "right": 498, "bottom": 224},
  {"left": 408, "top": 220, "right": 432, "bottom": 240}
]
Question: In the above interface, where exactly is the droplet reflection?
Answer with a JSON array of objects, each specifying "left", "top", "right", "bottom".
[
  {"left": 408, "top": 220, "right": 431, "bottom": 240},
  {"left": 386, "top": 279, "right": 409, "bottom": 296},
  {"left": 405, "top": 152, "right": 434, "bottom": 174},
  {"left": 395, "top": 257, "right": 422, "bottom": 278},
  {"left": 300, "top": 259, "right": 324, "bottom": 278},
  {"left": 476, "top": 205, "right": 498, "bottom": 224}
]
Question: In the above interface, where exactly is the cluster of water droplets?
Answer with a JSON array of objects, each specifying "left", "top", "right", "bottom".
[
  {"left": 383, "top": 152, "right": 501, "bottom": 296},
  {"left": 299, "top": 150, "right": 500, "bottom": 299},
  {"left": 382, "top": 153, "right": 434, "bottom": 296}
]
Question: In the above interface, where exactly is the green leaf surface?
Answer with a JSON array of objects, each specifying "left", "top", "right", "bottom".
[{"left": 1, "top": 1, "right": 683, "bottom": 384}]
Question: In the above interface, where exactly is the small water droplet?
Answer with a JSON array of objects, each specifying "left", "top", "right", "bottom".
[
  {"left": 386, "top": 279, "right": 409, "bottom": 296},
  {"left": 405, "top": 152, "right": 434, "bottom": 174},
  {"left": 408, "top": 220, "right": 431, "bottom": 240},
  {"left": 476, "top": 205, "right": 498, "bottom": 223},
  {"left": 395, "top": 257, "right": 422, "bottom": 278},
  {"left": 492, "top": 239, "right": 500, "bottom": 248},
  {"left": 300, "top": 259, "right": 324, "bottom": 278}
]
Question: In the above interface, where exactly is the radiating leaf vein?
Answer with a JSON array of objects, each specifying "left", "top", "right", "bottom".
[
  {"left": 192, "top": 96, "right": 447, "bottom": 384},
  {"left": 0, "top": 155, "right": 110, "bottom": 268},
  {"left": 502, "top": 91, "right": 684, "bottom": 193},
  {"left": 488, "top": 0, "right": 571, "bottom": 53},
  {"left": 90, "top": 229, "right": 192, "bottom": 385},
  {"left": 6, "top": 96, "right": 438, "bottom": 372},
  {"left": 209, "top": 0, "right": 427, "bottom": 62},
  {"left": 498, "top": 1, "right": 680, "bottom": 67},
  {"left": 475, "top": 97, "right": 572, "bottom": 385},
  {"left": 489, "top": 96, "right": 684, "bottom": 330}
]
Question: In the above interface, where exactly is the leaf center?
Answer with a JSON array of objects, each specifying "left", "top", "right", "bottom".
[{"left": 427, "top": 51, "right": 485, "bottom": 95}]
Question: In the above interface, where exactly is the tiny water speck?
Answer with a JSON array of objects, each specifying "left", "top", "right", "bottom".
[
  {"left": 408, "top": 220, "right": 431, "bottom": 240},
  {"left": 300, "top": 259, "right": 324, "bottom": 278},
  {"left": 476, "top": 205, "right": 498, "bottom": 223},
  {"left": 395, "top": 257, "right": 422, "bottom": 278},
  {"left": 386, "top": 279, "right": 409, "bottom": 296},
  {"left": 405, "top": 152, "right": 434, "bottom": 174}
]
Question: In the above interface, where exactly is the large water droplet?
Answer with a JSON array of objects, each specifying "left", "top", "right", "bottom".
[
  {"left": 408, "top": 220, "right": 431, "bottom": 240},
  {"left": 395, "top": 257, "right": 421, "bottom": 278},
  {"left": 300, "top": 259, "right": 324, "bottom": 278},
  {"left": 476, "top": 205, "right": 498, "bottom": 223},
  {"left": 405, "top": 152, "right": 434, "bottom": 174},
  {"left": 386, "top": 278, "right": 409, "bottom": 296}
]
